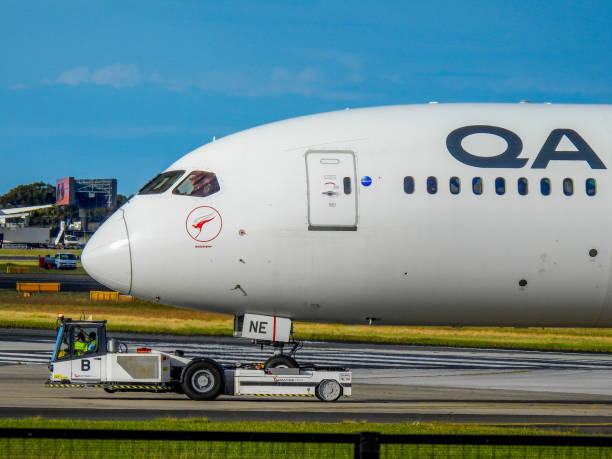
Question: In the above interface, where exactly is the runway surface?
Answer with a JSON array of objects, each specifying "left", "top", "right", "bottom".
[
  {"left": 0, "top": 273, "right": 107, "bottom": 292},
  {"left": 2, "top": 329, "right": 612, "bottom": 432}
]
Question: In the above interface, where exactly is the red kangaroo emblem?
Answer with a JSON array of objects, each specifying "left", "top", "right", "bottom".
[{"left": 192, "top": 214, "right": 215, "bottom": 239}]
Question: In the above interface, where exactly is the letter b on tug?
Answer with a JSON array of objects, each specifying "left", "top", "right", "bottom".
[{"left": 233, "top": 314, "right": 292, "bottom": 342}]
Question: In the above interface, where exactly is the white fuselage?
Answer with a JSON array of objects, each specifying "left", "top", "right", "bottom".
[{"left": 82, "top": 104, "right": 612, "bottom": 327}]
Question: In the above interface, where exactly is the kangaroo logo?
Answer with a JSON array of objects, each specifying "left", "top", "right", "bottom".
[{"left": 185, "top": 206, "right": 223, "bottom": 242}]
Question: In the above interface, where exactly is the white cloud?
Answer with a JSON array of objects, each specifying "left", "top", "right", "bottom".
[
  {"left": 56, "top": 63, "right": 142, "bottom": 89},
  {"left": 52, "top": 58, "right": 370, "bottom": 100},
  {"left": 56, "top": 66, "right": 90, "bottom": 85},
  {"left": 9, "top": 83, "right": 29, "bottom": 90}
]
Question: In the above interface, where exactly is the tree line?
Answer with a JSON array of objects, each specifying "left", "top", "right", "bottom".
[{"left": 0, "top": 182, "right": 127, "bottom": 229}]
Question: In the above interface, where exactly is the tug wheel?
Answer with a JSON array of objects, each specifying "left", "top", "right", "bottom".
[
  {"left": 103, "top": 388, "right": 116, "bottom": 394},
  {"left": 263, "top": 355, "right": 298, "bottom": 369},
  {"left": 181, "top": 361, "right": 222, "bottom": 401},
  {"left": 315, "top": 379, "right": 342, "bottom": 402}
]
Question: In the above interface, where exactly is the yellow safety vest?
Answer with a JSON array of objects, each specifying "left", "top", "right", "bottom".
[
  {"left": 74, "top": 341, "right": 87, "bottom": 355},
  {"left": 88, "top": 339, "right": 98, "bottom": 352}
]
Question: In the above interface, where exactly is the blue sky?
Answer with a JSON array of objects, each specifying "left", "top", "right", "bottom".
[{"left": 1, "top": 0, "right": 610, "bottom": 196}]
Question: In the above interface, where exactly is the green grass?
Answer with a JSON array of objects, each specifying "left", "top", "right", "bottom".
[
  {"left": 1, "top": 418, "right": 607, "bottom": 459},
  {"left": 0, "top": 247, "right": 85, "bottom": 274},
  {"left": 0, "top": 262, "right": 85, "bottom": 275},
  {"left": 0, "top": 248, "right": 82, "bottom": 257},
  {"left": 0, "top": 417, "right": 562, "bottom": 435},
  {"left": 2, "top": 290, "right": 612, "bottom": 352}
]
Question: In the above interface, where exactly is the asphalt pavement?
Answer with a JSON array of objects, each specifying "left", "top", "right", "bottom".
[
  {"left": 0, "top": 273, "right": 108, "bottom": 292},
  {"left": 2, "top": 329, "right": 612, "bottom": 432}
]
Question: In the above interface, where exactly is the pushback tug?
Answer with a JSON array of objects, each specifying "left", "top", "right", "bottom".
[{"left": 47, "top": 315, "right": 351, "bottom": 402}]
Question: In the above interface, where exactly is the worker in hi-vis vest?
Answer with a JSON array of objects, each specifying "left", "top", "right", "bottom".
[
  {"left": 73, "top": 332, "right": 87, "bottom": 356},
  {"left": 86, "top": 332, "right": 98, "bottom": 353}
]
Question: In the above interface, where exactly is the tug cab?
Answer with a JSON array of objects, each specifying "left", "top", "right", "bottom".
[{"left": 51, "top": 318, "right": 107, "bottom": 383}]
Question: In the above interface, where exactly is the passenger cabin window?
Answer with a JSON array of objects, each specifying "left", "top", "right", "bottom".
[
  {"left": 563, "top": 178, "right": 574, "bottom": 196},
  {"left": 403, "top": 176, "right": 414, "bottom": 194},
  {"left": 449, "top": 177, "right": 460, "bottom": 195},
  {"left": 495, "top": 177, "right": 505, "bottom": 195},
  {"left": 541, "top": 178, "right": 551, "bottom": 196},
  {"left": 139, "top": 170, "right": 185, "bottom": 195},
  {"left": 427, "top": 176, "right": 437, "bottom": 194},
  {"left": 173, "top": 171, "right": 220, "bottom": 198},
  {"left": 586, "top": 178, "right": 597, "bottom": 196},
  {"left": 472, "top": 177, "right": 483, "bottom": 195},
  {"left": 518, "top": 178, "right": 528, "bottom": 195}
]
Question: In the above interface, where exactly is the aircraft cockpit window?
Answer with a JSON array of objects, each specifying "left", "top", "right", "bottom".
[
  {"left": 541, "top": 178, "right": 551, "bottom": 196},
  {"left": 173, "top": 171, "right": 220, "bottom": 198},
  {"left": 472, "top": 177, "right": 483, "bottom": 195},
  {"left": 139, "top": 170, "right": 185, "bottom": 195},
  {"left": 495, "top": 177, "right": 505, "bottom": 195},
  {"left": 403, "top": 176, "right": 414, "bottom": 194},
  {"left": 449, "top": 177, "right": 460, "bottom": 195},
  {"left": 586, "top": 178, "right": 597, "bottom": 196},
  {"left": 518, "top": 178, "right": 528, "bottom": 196},
  {"left": 427, "top": 176, "right": 437, "bottom": 194},
  {"left": 563, "top": 178, "right": 574, "bottom": 196}
]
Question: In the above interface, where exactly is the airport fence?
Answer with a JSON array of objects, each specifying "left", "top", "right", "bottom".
[{"left": 2, "top": 428, "right": 612, "bottom": 458}]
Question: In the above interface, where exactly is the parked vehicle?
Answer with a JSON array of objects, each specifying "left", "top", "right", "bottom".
[
  {"left": 48, "top": 317, "right": 352, "bottom": 402},
  {"left": 42, "top": 253, "right": 78, "bottom": 270}
]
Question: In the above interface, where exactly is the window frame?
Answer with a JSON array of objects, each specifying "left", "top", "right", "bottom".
[
  {"left": 586, "top": 178, "right": 597, "bottom": 196},
  {"left": 563, "top": 178, "right": 574, "bottom": 196},
  {"left": 449, "top": 176, "right": 461, "bottom": 195},
  {"left": 426, "top": 176, "right": 438, "bottom": 194},
  {"left": 518, "top": 177, "right": 528, "bottom": 196},
  {"left": 172, "top": 171, "right": 221, "bottom": 198},
  {"left": 403, "top": 176, "right": 415, "bottom": 194},
  {"left": 540, "top": 178, "right": 551, "bottom": 196},
  {"left": 495, "top": 177, "right": 506, "bottom": 195},
  {"left": 472, "top": 177, "right": 483, "bottom": 195},
  {"left": 138, "top": 170, "right": 186, "bottom": 195}
]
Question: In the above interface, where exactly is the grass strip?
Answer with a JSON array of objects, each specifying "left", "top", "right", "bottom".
[
  {"left": 0, "top": 262, "right": 85, "bottom": 275},
  {"left": 2, "top": 418, "right": 605, "bottom": 459},
  {"left": 0, "top": 249, "right": 82, "bottom": 257},
  {"left": 0, "top": 416, "right": 577, "bottom": 435},
  {"left": 1, "top": 290, "right": 612, "bottom": 352},
  {"left": 2, "top": 418, "right": 598, "bottom": 459}
]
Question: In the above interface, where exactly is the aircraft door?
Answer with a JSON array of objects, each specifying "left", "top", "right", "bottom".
[{"left": 306, "top": 151, "right": 357, "bottom": 230}]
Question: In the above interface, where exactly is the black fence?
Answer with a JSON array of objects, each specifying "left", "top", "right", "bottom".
[{"left": 2, "top": 428, "right": 612, "bottom": 458}]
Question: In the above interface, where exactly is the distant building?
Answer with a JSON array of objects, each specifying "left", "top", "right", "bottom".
[
  {"left": 0, "top": 204, "right": 53, "bottom": 226},
  {"left": 56, "top": 177, "right": 117, "bottom": 209},
  {"left": 0, "top": 205, "right": 53, "bottom": 247}
]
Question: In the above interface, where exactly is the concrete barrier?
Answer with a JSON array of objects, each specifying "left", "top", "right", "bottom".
[
  {"left": 90, "top": 290, "right": 119, "bottom": 301},
  {"left": 90, "top": 291, "right": 134, "bottom": 302},
  {"left": 6, "top": 266, "right": 29, "bottom": 274},
  {"left": 16, "top": 282, "right": 61, "bottom": 293}
]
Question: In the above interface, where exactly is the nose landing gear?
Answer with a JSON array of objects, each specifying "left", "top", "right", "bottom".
[
  {"left": 262, "top": 340, "right": 302, "bottom": 368},
  {"left": 233, "top": 313, "right": 303, "bottom": 368},
  {"left": 264, "top": 354, "right": 298, "bottom": 369}
]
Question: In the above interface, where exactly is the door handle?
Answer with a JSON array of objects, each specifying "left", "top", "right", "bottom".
[{"left": 94, "top": 358, "right": 101, "bottom": 360}]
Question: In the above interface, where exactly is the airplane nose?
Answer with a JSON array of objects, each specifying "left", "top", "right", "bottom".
[{"left": 81, "top": 209, "right": 132, "bottom": 293}]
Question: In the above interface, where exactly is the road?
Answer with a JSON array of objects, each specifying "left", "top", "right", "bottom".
[
  {"left": 0, "top": 273, "right": 108, "bottom": 292},
  {"left": 2, "top": 329, "right": 612, "bottom": 432}
]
